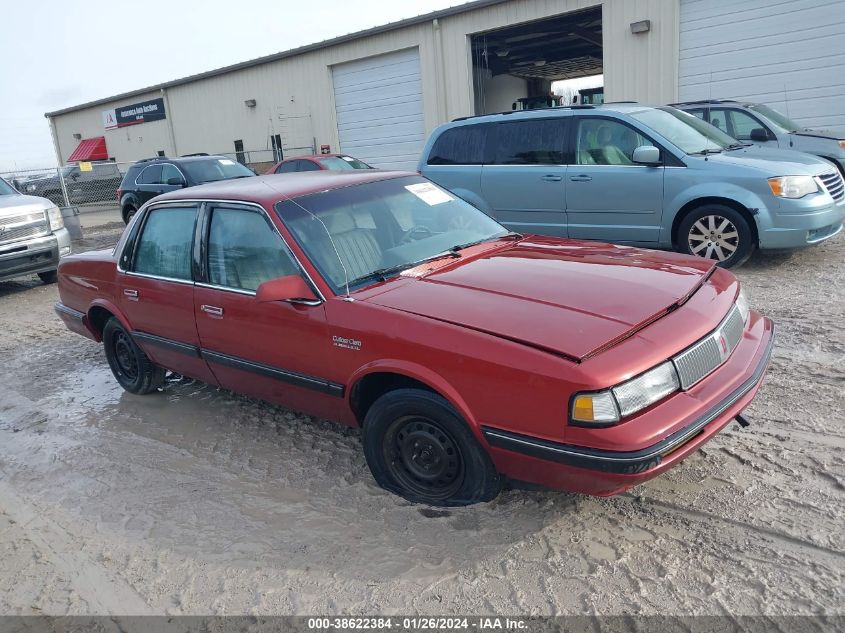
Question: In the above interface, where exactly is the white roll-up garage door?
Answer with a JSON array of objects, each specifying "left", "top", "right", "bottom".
[
  {"left": 679, "top": 0, "right": 845, "bottom": 134},
  {"left": 332, "top": 48, "right": 426, "bottom": 171}
]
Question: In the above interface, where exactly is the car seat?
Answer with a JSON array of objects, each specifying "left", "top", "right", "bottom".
[{"left": 324, "top": 210, "right": 383, "bottom": 282}]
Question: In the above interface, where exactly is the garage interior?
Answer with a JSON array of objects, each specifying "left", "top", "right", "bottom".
[{"left": 471, "top": 6, "right": 603, "bottom": 115}]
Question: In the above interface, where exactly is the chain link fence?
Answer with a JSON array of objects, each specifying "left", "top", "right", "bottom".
[{"left": 1, "top": 144, "right": 316, "bottom": 211}]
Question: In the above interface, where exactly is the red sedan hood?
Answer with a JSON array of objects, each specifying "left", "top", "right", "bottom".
[{"left": 366, "top": 237, "right": 716, "bottom": 361}]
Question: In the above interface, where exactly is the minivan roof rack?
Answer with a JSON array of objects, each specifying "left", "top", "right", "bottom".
[
  {"left": 451, "top": 105, "right": 594, "bottom": 122},
  {"left": 180, "top": 152, "right": 210, "bottom": 157}
]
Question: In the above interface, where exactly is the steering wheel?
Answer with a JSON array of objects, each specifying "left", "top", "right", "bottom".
[{"left": 400, "top": 225, "right": 434, "bottom": 245}]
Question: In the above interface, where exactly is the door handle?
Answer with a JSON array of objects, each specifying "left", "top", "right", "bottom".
[
  {"left": 123, "top": 288, "right": 139, "bottom": 300},
  {"left": 200, "top": 304, "right": 223, "bottom": 317},
  {"left": 540, "top": 175, "right": 562, "bottom": 182},
  {"left": 569, "top": 175, "right": 593, "bottom": 182}
]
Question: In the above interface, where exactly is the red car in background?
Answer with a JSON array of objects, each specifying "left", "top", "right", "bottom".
[
  {"left": 54, "top": 171, "right": 774, "bottom": 506},
  {"left": 266, "top": 153, "right": 372, "bottom": 174}
]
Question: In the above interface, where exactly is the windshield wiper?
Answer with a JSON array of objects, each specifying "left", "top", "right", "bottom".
[
  {"left": 725, "top": 142, "right": 751, "bottom": 150},
  {"left": 690, "top": 148, "right": 724, "bottom": 156},
  {"left": 449, "top": 231, "right": 522, "bottom": 253},
  {"left": 347, "top": 251, "right": 461, "bottom": 287}
]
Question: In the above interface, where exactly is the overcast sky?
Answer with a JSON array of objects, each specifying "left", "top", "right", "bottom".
[{"left": 0, "top": 0, "right": 470, "bottom": 172}]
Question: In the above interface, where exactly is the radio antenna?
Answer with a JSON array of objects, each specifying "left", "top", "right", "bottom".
[{"left": 275, "top": 186, "right": 353, "bottom": 301}]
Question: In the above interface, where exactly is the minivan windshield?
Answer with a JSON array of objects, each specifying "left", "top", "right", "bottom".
[
  {"left": 0, "top": 178, "right": 17, "bottom": 195},
  {"left": 181, "top": 158, "right": 255, "bottom": 184},
  {"left": 747, "top": 104, "right": 802, "bottom": 133},
  {"left": 631, "top": 106, "right": 738, "bottom": 154},
  {"left": 276, "top": 176, "right": 510, "bottom": 292}
]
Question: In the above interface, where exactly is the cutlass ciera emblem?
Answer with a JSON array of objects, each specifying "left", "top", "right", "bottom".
[{"left": 715, "top": 330, "right": 730, "bottom": 361}]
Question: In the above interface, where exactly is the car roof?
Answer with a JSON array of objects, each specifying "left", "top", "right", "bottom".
[
  {"left": 445, "top": 102, "right": 662, "bottom": 127},
  {"left": 152, "top": 170, "right": 416, "bottom": 206},
  {"left": 131, "top": 154, "right": 233, "bottom": 166}
]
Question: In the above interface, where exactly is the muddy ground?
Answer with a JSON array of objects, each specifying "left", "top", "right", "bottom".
[{"left": 0, "top": 224, "right": 842, "bottom": 616}]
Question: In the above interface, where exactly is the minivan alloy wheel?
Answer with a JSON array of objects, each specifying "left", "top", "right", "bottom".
[{"left": 687, "top": 215, "right": 739, "bottom": 262}]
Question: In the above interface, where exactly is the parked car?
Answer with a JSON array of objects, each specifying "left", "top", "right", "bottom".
[
  {"left": 0, "top": 176, "right": 71, "bottom": 284},
  {"left": 55, "top": 171, "right": 774, "bottom": 506},
  {"left": 266, "top": 154, "right": 372, "bottom": 174},
  {"left": 118, "top": 155, "right": 256, "bottom": 223},
  {"left": 22, "top": 162, "right": 122, "bottom": 207},
  {"left": 419, "top": 104, "right": 845, "bottom": 268},
  {"left": 673, "top": 99, "right": 845, "bottom": 177}
]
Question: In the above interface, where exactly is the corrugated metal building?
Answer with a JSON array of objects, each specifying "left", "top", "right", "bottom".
[{"left": 45, "top": 0, "right": 844, "bottom": 170}]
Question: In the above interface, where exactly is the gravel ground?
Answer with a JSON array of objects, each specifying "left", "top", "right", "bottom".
[{"left": 0, "top": 225, "right": 842, "bottom": 617}]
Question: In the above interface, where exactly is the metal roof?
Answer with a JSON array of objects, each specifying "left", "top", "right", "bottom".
[{"left": 45, "top": 0, "right": 511, "bottom": 118}]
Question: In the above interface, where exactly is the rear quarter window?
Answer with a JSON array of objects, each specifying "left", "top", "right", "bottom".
[{"left": 427, "top": 126, "right": 487, "bottom": 165}]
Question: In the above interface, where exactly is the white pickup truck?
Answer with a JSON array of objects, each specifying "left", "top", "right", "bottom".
[{"left": 0, "top": 176, "right": 71, "bottom": 284}]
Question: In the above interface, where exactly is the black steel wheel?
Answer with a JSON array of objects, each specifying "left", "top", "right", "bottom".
[
  {"left": 363, "top": 388, "right": 500, "bottom": 506},
  {"left": 102, "top": 317, "right": 165, "bottom": 394}
]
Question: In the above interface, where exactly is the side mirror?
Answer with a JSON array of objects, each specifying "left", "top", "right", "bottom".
[
  {"left": 749, "top": 128, "right": 770, "bottom": 142},
  {"left": 632, "top": 145, "right": 661, "bottom": 165},
  {"left": 256, "top": 274, "right": 320, "bottom": 304},
  {"left": 166, "top": 177, "right": 186, "bottom": 186}
]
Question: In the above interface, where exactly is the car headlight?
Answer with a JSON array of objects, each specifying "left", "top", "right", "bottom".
[
  {"left": 735, "top": 287, "right": 750, "bottom": 324},
  {"left": 571, "top": 361, "right": 681, "bottom": 425},
  {"left": 45, "top": 206, "right": 64, "bottom": 230},
  {"left": 767, "top": 175, "right": 818, "bottom": 198}
]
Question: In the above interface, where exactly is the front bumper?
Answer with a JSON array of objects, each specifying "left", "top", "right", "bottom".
[
  {"left": 483, "top": 314, "right": 774, "bottom": 496},
  {"left": 0, "top": 230, "right": 70, "bottom": 282},
  {"left": 757, "top": 195, "right": 845, "bottom": 249}
]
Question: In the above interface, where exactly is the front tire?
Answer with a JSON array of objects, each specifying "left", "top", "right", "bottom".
[
  {"left": 362, "top": 388, "right": 500, "bottom": 506},
  {"left": 677, "top": 204, "right": 754, "bottom": 268},
  {"left": 102, "top": 318, "right": 165, "bottom": 394},
  {"left": 38, "top": 270, "right": 57, "bottom": 284}
]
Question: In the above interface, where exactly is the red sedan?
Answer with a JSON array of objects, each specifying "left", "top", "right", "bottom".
[
  {"left": 55, "top": 171, "right": 774, "bottom": 506},
  {"left": 266, "top": 153, "right": 372, "bottom": 174}
]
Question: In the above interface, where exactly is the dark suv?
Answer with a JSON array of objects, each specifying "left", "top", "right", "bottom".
[
  {"left": 23, "top": 162, "right": 122, "bottom": 207},
  {"left": 117, "top": 155, "right": 256, "bottom": 223}
]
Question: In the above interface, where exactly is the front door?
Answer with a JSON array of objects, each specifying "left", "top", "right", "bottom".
[
  {"left": 565, "top": 116, "right": 665, "bottom": 244},
  {"left": 192, "top": 202, "right": 337, "bottom": 419},
  {"left": 480, "top": 118, "right": 568, "bottom": 236},
  {"left": 713, "top": 108, "right": 780, "bottom": 148},
  {"left": 118, "top": 202, "right": 218, "bottom": 383}
]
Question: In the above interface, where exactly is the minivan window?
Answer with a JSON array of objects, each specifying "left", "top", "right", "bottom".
[
  {"left": 575, "top": 118, "right": 648, "bottom": 166},
  {"left": 133, "top": 206, "right": 196, "bottom": 280},
  {"left": 494, "top": 120, "right": 565, "bottom": 165},
  {"left": 427, "top": 126, "right": 487, "bottom": 165},
  {"left": 630, "top": 107, "right": 737, "bottom": 154},
  {"left": 720, "top": 109, "right": 766, "bottom": 140},
  {"left": 207, "top": 207, "right": 297, "bottom": 291}
]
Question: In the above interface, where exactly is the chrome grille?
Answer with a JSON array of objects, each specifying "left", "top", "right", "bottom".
[
  {"left": 673, "top": 305, "right": 744, "bottom": 389},
  {"left": 819, "top": 171, "right": 844, "bottom": 202},
  {"left": 0, "top": 210, "right": 49, "bottom": 247}
]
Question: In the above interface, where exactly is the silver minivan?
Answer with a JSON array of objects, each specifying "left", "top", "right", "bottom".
[{"left": 419, "top": 104, "right": 845, "bottom": 268}]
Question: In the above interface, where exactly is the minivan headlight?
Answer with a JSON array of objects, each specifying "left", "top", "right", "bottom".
[
  {"left": 571, "top": 361, "right": 681, "bottom": 425},
  {"left": 45, "top": 206, "right": 64, "bottom": 230},
  {"left": 767, "top": 175, "right": 818, "bottom": 198}
]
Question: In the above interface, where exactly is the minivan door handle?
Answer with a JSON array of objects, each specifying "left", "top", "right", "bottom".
[
  {"left": 569, "top": 175, "right": 593, "bottom": 182},
  {"left": 540, "top": 174, "right": 562, "bottom": 182},
  {"left": 123, "top": 288, "right": 139, "bottom": 300}
]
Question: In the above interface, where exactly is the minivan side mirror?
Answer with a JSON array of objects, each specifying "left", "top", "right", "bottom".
[
  {"left": 749, "top": 127, "right": 770, "bottom": 142},
  {"left": 166, "top": 177, "right": 186, "bottom": 186},
  {"left": 632, "top": 145, "right": 661, "bottom": 165},
  {"left": 256, "top": 275, "right": 320, "bottom": 304}
]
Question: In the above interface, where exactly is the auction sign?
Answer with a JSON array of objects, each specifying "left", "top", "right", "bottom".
[{"left": 102, "top": 97, "right": 166, "bottom": 129}]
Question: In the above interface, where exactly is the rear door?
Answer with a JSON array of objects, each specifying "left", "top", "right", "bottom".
[
  {"left": 480, "top": 118, "right": 568, "bottom": 236},
  {"left": 564, "top": 116, "right": 665, "bottom": 245},
  {"left": 192, "top": 202, "right": 337, "bottom": 419},
  {"left": 118, "top": 202, "right": 217, "bottom": 383}
]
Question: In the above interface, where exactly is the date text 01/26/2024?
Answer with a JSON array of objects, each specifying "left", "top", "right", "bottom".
[{"left": 306, "top": 617, "right": 527, "bottom": 630}]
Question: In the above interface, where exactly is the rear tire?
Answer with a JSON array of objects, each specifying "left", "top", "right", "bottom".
[
  {"left": 122, "top": 204, "right": 138, "bottom": 224},
  {"left": 102, "top": 318, "right": 165, "bottom": 394},
  {"left": 362, "top": 388, "right": 500, "bottom": 506},
  {"left": 38, "top": 270, "right": 58, "bottom": 284},
  {"left": 677, "top": 204, "right": 754, "bottom": 269}
]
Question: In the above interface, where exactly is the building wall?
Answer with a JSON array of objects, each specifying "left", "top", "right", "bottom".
[
  {"left": 678, "top": 0, "right": 845, "bottom": 133},
  {"left": 49, "top": 0, "right": 681, "bottom": 166}
]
